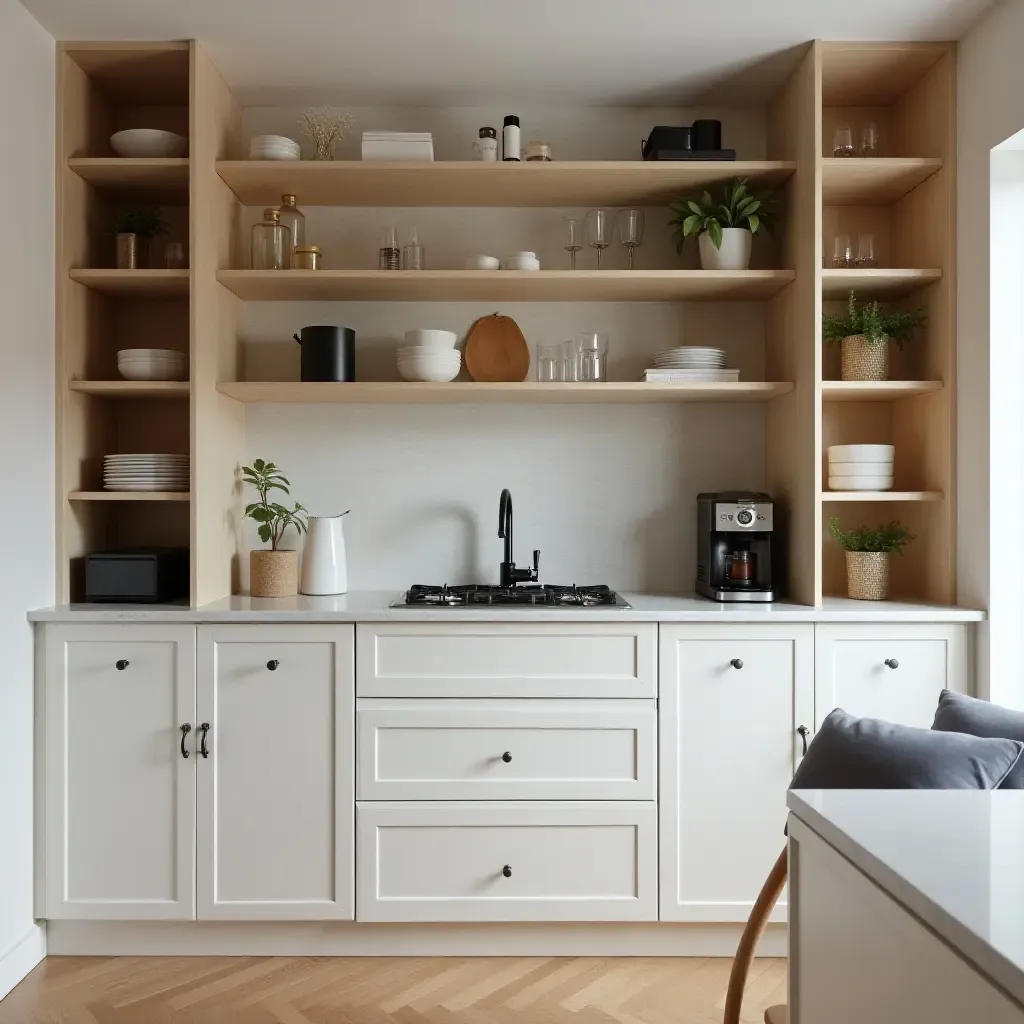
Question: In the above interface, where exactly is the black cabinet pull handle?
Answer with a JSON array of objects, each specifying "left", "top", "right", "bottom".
[
  {"left": 502, "top": 865, "right": 512, "bottom": 878},
  {"left": 502, "top": 751, "right": 512, "bottom": 763},
  {"left": 179, "top": 723, "right": 191, "bottom": 759},
  {"left": 730, "top": 658, "right": 744, "bottom": 670},
  {"left": 267, "top": 660, "right": 279, "bottom": 671},
  {"left": 885, "top": 658, "right": 899, "bottom": 670},
  {"left": 116, "top": 660, "right": 129, "bottom": 671},
  {"left": 198, "top": 722, "right": 210, "bottom": 758},
  {"left": 797, "top": 725, "right": 810, "bottom": 756}
]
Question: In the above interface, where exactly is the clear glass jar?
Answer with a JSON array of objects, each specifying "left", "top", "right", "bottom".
[
  {"left": 251, "top": 207, "right": 291, "bottom": 270},
  {"left": 277, "top": 193, "right": 305, "bottom": 267}
]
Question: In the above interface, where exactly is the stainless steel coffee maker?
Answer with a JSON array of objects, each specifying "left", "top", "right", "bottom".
[{"left": 695, "top": 491, "right": 775, "bottom": 602}]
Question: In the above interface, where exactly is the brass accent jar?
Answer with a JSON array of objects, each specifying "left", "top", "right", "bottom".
[{"left": 293, "top": 245, "right": 322, "bottom": 271}]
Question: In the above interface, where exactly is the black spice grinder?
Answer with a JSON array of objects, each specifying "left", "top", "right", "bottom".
[{"left": 293, "top": 326, "right": 356, "bottom": 382}]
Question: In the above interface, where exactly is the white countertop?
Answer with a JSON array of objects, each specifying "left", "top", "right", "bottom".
[
  {"left": 789, "top": 789, "right": 1024, "bottom": 1008},
  {"left": 28, "top": 591, "right": 985, "bottom": 623}
]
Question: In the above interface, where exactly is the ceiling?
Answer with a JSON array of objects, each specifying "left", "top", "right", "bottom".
[{"left": 20, "top": 0, "right": 993, "bottom": 105}]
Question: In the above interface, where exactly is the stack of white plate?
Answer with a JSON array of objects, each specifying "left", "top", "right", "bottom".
[
  {"left": 361, "top": 131, "right": 434, "bottom": 162},
  {"left": 397, "top": 330, "right": 460, "bottom": 382},
  {"left": 248, "top": 135, "right": 301, "bottom": 160},
  {"left": 104, "top": 454, "right": 189, "bottom": 492},
  {"left": 117, "top": 348, "right": 187, "bottom": 381},
  {"left": 828, "top": 445, "right": 895, "bottom": 491},
  {"left": 644, "top": 346, "right": 737, "bottom": 382}
]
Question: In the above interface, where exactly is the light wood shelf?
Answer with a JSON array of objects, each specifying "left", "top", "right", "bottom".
[
  {"left": 822, "top": 268, "right": 941, "bottom": 298},
  {"left": 216, "top": 160, "right": 796, "bottom": 208},
  {"left": 822, "top": 381, "right": 942, "bottom": 401},
  {"left": 68, "top": 490, "right": 191, "bottom": 502},
  {"left": 821, "top": 491, "right": 942, "bottom": 502},
  {"left": 68, "top": 269, "right": 190, "bottom": 297},
  {"left": 821, "top": 158, "right": 942, "bottom": 204},
  {"left": 216, "top": 381, "right": 795, "bottom": 405},
  {"left": 68, "top": 158, "right": 189, "bottom": 199},
  {"left": 68, "top": 381, "right": 189, "bottom": 398},
  {"left": 216, "top": 269, "right": 796, "bottom": 303}
]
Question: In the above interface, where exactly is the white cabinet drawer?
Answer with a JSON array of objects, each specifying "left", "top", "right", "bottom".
[
  {"left": 356, "top": 801, "right": 657, "bottom": 921},
  {"left": 357, "top": 699, "right": 656, "bottom": 800},
  {"left": 356, "top": 623, "right": 656, "bottom": 698},
  {"left": 814, "top": 624, "right": 968, "bottom": 729}
]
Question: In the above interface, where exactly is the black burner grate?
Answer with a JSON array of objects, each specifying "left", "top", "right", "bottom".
[{"left": 401, "top": 584, "right": 625, "bottom": 607}]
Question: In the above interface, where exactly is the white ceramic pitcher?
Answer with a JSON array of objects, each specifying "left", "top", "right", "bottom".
[{"left": 300, "top": 512, "right": 349, "bottom": 595}]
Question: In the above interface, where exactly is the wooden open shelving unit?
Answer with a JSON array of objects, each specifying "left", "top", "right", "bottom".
[{"left": 55, "top": 39, "right": 958, "bottom": 608}]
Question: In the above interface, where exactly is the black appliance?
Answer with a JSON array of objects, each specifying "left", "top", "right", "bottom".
[
  {"left": 84, "top": 548, "right": 189, "bottom": 604},
  {"left": 293, "top": 325, "right": 355, "bottom": 382},
  {"left": 695, "top": 491, "right": 775, "bottom": 602},
  {"left": 395, "top": 584, "right": 629, "bottom": 608},
  {"left": 642, "top": 120, "right": 735, "bottom": 162}
]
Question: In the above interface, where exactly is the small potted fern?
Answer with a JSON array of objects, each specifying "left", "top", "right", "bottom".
[
  {"left": 829, "top": 517, "right": 914, "bottom": 601},
  {"left": 243, "top": 459, "right": 308, "bottom": 598},
  {"left": 669, "top": 178, "right": 773, "bottom": 271},
  {"left": 823, "top": 290, "right": 926, "bottom": 381}
]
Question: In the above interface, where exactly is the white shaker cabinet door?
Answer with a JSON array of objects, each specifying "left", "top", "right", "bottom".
[
  {"left": 659, "top": 624, "right": 814, "bottom": 922},
  {"left": 814, "top": 624, "right": 968, "bottom": 729},
  {"left": 44, "top": 624, "right": 197, "bottom": 920},
  {"left": 196, "top": 625, "right": 355, "bottom": 920}
]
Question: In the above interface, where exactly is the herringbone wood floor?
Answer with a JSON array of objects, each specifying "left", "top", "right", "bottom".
[{"left": 0, "top": 956, "right": 786, "bottom": 1023}]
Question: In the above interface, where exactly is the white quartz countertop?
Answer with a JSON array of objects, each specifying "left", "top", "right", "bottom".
[
  {"left": 789, "top": 789, "right": 1024, "bottom": 1009},
  {"left": 28, "top": 591, "right": 985, "bottom": 623}
]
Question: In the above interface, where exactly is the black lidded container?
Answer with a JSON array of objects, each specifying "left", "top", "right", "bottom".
[
  {"left": 642, "top": 125, "right": 692, "bottom": 160},
  {"left": 293, "top": 325, "right": 356, "bottom": 382},
  {"left": 691, "top": 119, "right": 723, "bottom": 151}
]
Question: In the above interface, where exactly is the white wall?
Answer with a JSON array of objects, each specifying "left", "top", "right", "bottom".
[
  {"left": 957, "top": 0, "right": 1024, "bottom": 706},
  {"left": 0, "top": 0, "right": 53, "bottom": 999},
  {"left": 241, "top": 104, "right": 774, "bottom": 593}
]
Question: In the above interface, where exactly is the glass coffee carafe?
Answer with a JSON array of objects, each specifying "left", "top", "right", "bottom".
[{"left": 724, "top": 549, "right": 757, "bottom": 585}]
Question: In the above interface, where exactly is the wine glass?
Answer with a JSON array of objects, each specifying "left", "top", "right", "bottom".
[
  {"left": 562, "top": 215, "right": 583, "bottom": 270},
  {"left": 585, "top": 209, "right": 610, "bottom": 269},
  {"left": 617, "top": 209, "right": 645, "bottom": 270}
]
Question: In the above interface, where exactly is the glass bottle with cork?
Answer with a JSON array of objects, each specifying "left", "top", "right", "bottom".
[
  {"left": 251, "top": 208, "right": 291, "bottom": 270},
  {"left": 277, "top": 194, "right": 305, "bottom": 268}
]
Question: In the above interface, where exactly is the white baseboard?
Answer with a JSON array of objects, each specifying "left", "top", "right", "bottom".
[
  {"left": 46, "top": 920, "right": 786, "bottom": 957},
  {"left": 0, "top": 925, "right": 45, "bottom": 1000}
]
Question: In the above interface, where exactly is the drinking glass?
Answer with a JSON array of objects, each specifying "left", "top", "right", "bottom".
[
  {"left": 562, "top": 215, "right": 583, "bottom": 270},
  {"left": 562, "top": 339, "right": 579, "bottom": 382},
  {"left": 859, "top": 122, "right": 882, "bottom": 157},
  {"left": 617, "top": 209, "right": 645, "bottom": 269},
  {"left": 576, "top": 333, "right": 609, "bottom": 382},
  {"left": 831, "top": 234, "right": 853, "bottom": 268},
  {"left": 163, "top": 241, "right": 186, "bottom": 269},
  {"left": 585, "top": 209, "right": 610, "bottom": 268},
  {"left": 832, "top": 125, "right": 856, "bottom": 157},
  {"left": 855, "top": 233, "right": 878, "bottom": 268},
  {"left": 536, "top": 343, "right": 562, "bottom": 382}
]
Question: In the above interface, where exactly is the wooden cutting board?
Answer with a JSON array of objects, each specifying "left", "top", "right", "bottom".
[{"left": 464, "top": 313, "right": 530, "bottom": 382}]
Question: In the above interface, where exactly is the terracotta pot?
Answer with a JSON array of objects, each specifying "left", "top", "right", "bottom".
[
  {"left": 841, "top": 334, "right": 889, "bottom": 381},
  {"left": 250, "top": 549, "right": 298, "bottom": 598},
  {"left": 846, "top": 550, "right": 890, "bottom": 601},
  {"left": 698, "top": 227, "right": 752, "bottom": 271}
]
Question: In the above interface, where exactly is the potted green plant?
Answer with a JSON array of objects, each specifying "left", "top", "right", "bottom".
[
  {"left": 669, "top": 178, "right": 773, "bottom": 271},
  {"left": 243, "top": 458, "right": 308, "bottom": 598},
  {"left": 829, "top": 517, "right": 914, "bottom": 601},
  {"left": 823, "top": 290, "right": 926, "bottom": 381},
  {"left": 114, "top": 206, "right": 167, "bottom": 270}
]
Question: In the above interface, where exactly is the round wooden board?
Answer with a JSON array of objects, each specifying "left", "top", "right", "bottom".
[{"left": 464, "top": 313, "right": 530, "bottom": 382}]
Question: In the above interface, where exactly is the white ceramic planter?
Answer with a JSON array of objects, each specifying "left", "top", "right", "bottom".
[
  {"left": 698, "top": 227, "right": 753, "bottom": 271},
  {"left": 301, "top": 514, "right": 348, "bottom": 595}
]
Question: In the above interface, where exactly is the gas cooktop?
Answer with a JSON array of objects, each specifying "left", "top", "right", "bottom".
[{"left": 393, "top": 584, "right": 630, "bottom": 608}]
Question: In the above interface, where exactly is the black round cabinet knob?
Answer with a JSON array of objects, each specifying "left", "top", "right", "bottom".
[
  {"left": 502, "top": 751, "right": 512, "bottom": 763},
  {"left": 884, "top": 658, "right": 899, "bottom": 670},
  {"left": 115, "top": 660, "right": 129, "bottom": 671},
  {"left": 267, "top": 660, "right": 280, "bottom": 671},
  {"left": 730, "top": 658, "right": 744, "bottom": 670},
  {"left": 502, "top": 865, "right": 512, "bottom": 878}
]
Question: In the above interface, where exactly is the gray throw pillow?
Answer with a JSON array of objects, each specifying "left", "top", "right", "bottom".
[
  {"left": 790, "top": 708, "right": 1023, "bottom": 791},
  {"left": 932, "top": 689, "right": 1024, "bottom": 789}
]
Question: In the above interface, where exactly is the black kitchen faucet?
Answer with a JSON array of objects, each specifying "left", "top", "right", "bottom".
[{"left": 498, "top": 488, "right": 540, "bottom": 588}]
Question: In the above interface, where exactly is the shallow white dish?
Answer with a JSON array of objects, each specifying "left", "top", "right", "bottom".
[
  {"left": 828, "top": 444, "right": 895, "bottom": 464},
  {"left": 828, "top": 476, "right": 894, "bottom": 491},
  {"left": 111, "top": 129, "right": 187, "bottom": 158},
  {"left": 118, "top": 363, "right": 186, "bottom": 382},
  {"left": 398, "top": 362, "right": 461, "bottom": 383},
  {"left": 404, "top": 329, "right": 458, "bottom": 350},
  {"left": 466, "top": 255, "right": 500, "bottom": 270}
]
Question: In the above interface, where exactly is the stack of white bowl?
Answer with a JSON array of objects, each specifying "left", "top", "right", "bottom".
[
  {"left": 397, "top": 330, "right": 460, "bottom": 382},
  {"left": 117, "top": 348, "right": 187, "bottom": 381},
  {"left": 248, "top": 135, "right": 301, "bottom": 160},
  {"left": 828, "top": 445, "right": 895, "bottom": 491}
]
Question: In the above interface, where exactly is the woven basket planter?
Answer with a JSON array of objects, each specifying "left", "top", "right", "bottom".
[
  {"left": 250, "top": 549, "right": 298, "bottom": 598},
  {"left": 841, "top": 334, "right": 889, "bottom": 381},
  {"left": 846, "top": 551, "right": 890, "bottom": 601}
]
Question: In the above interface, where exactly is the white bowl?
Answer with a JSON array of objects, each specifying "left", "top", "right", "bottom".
[
  {"left": 111, "top": 129, "right": 187, "bottom": 158},
  {"left": 118, "top": 348, "right": 183, "bottom": 360},
  {"left": 118, "top": 363, "right": 186, "bottom": 382},
  {"left": 397, "top": 357, "right": 461, "bottom": 383},
  {"left": 503, "top": 253, "right": 540, "bottom": 271},
  {"left": 250, "top": 134, "right": 299, "bottom": 148},
  {"left": 466, "top": 255, "right": 500, "bottom": 270},
  {"left": 828, "top": 476, "right": 894, "bottom": 491},
  {"left": 827, "top": 444, "right": 895, "bottom": 464},
  {"left": 404, "top": 329, "right": 458, "bottom": 350}
]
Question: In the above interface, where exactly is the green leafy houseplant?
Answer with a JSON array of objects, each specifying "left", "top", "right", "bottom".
[
  {"left": 243, "top": 459, "right": 308, "bottom": 550},
  {"left": 114, "top": 207, "right": 168, "bottom": 239},
  {"left": 823, "top": 291, "right": 926, "bottom": 348},
  {"left": 829, "top": 518, "right": 914, "bottom": 554},
  {"left": 669, "top": 178, "right": 774, "bottom": 252}
]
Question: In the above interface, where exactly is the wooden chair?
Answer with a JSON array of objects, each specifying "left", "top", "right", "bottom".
[{"left": 723, "top": 846, "right": 788, "bottom": 1024}]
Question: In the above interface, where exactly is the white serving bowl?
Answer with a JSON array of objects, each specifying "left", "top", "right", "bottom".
[
  {"left": 111, "top": 129, "right": 188, "bottom": 158},
  {"left": 466, "top": 254, "right": 500, "bottom": 270},
  {"left": 827, "top": 444, "right": 895, "bottom": 465},
  {"left": 118, "top": 362, "right": 186, "bottom": 382},
  {"left": 397, "top": 348, "right": 461, "bottom": 383},
  {"left": 403, "top": 330, "right": 458, "bottom": 351},
  {"left": 503, "top": 252, "right": 540, "bottom": 271},
  {"left": 118, "top": 348, "right": 183, "bottom": 361},
  {"left": 828, "top": 475, "right": 894, "bottom": 491}
]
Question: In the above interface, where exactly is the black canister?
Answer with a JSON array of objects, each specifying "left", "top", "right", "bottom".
[
  {"left": 692, "top": 119, "right": 723, "bottom": 152},
  {"left": 293, "top": 326, "right": 356, "bottom": 382}
]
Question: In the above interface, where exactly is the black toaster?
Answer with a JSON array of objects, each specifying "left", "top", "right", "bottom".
[{"left": 84, "top": 548, "right": 189, "bottom": 603}]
